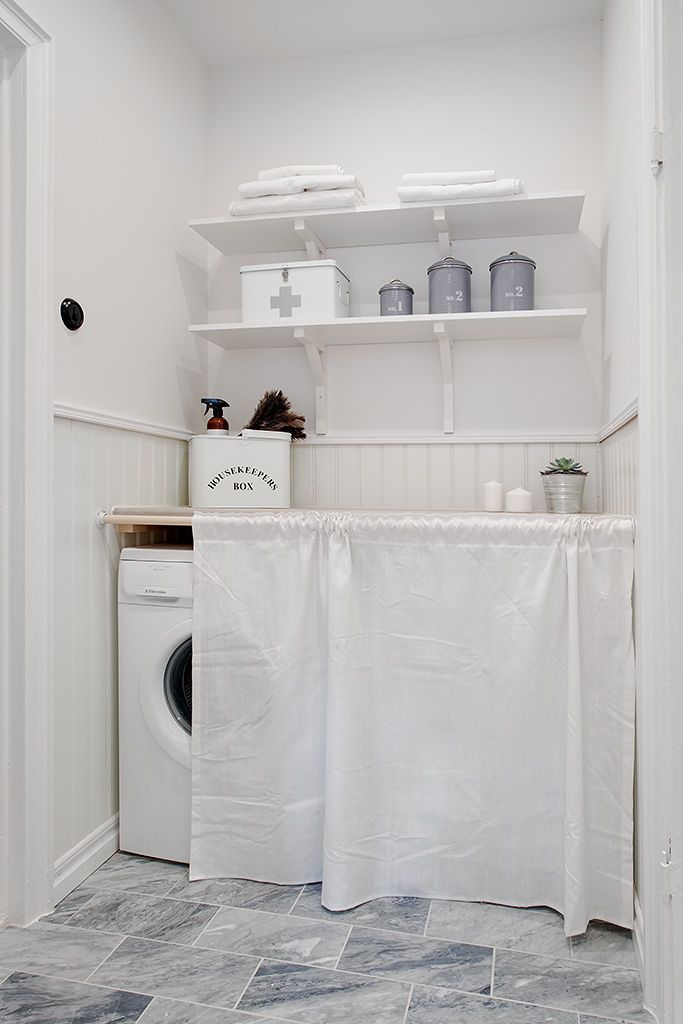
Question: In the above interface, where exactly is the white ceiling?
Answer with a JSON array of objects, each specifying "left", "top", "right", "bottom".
[{"left": 159, "top": 0, "right": 605, "bottom": 69}]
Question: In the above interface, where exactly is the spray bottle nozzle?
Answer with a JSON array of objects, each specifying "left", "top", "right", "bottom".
[{"left": 201, "top": 398, "right": 230, "bottom": 417}]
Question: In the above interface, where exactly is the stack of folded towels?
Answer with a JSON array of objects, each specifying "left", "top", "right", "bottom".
[
  {"left": 229, "top": 164, "right": 366, "bottom": 217},
  {"left": 397, "top": 170, "right": 523, "bottom": 203}
]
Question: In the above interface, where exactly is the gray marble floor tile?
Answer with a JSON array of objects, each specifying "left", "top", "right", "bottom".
[
  {"left": 84, "top": 853, "right": 188, "bottom": 897},
  {"left": 571, "top": 922, "right": 638, "bottom": 969},
  {"left": 407, "top": 984, "right": 580, "bottom": 1023},
  {"left": 579, "top": 1017, "right": 654, "bottom": 1023},
  {"left": 66, "top": 890, "right": 218, "bottom": 945},
  {"left": 237, "top": 958, "right": 410, "bottom": 1023},
  {"left": 139, "top": 997, "right": 270, "bottom": 1023},
  {"left": 494, "top": 949, "right": 650, "bottom": 1020},
  {"left": 290, "top": 883, "right": 430, "bottom": 935},
  {"left": 167, "top": 876, "right": 303, "bottom": 915},
  {"left": 42, "top": 887, "right": 98, "bottom": 925},
  {"left": 90, "top": 935, "right": 260, "bottom": 1008},
  {"left": 194, "top": 905, "right": 349, "bottom": 968},
  {"left": 427, "top": 900, "right": 571, "bottom": 957},
  {"left": 0, "top": 970, "right": 151, "bottom": 1023},
  {"left": 338, "top": 925, "right": 492, "bottom": 992},
  {"left": 0, "top": 922, "right": 123, "bottom": 982}
]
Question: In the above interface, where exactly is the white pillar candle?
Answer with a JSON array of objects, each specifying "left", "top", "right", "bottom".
[
  {"left": 505, "top": 486, "right": 533, "bottom": 512},
  {"left": 483, "top": 479, "right": 504, "bottom": 512}
]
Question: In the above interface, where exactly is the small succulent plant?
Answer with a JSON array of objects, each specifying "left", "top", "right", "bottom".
[{"left": 541, "top": 457, "right": 587, "bottom": 475}]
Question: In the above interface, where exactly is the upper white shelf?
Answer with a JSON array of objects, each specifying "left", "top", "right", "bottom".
[
  {"left": 190, "top": 309, "right": 587, "bottom": 350},
  {"left": 189, "top": 192, "right": 585, "bottom": 256}
]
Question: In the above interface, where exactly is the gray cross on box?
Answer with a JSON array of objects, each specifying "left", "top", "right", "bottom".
[{"left": 270, "top": 285, "right": 302, "bottom": 318}]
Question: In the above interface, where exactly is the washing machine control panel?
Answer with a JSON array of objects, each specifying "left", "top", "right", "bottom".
[
  {"left": 136, "top": 584, "right": 180, "bottom": 598},
  {"left": 119, "top": 559, "right": 193, "bottom": 607}
]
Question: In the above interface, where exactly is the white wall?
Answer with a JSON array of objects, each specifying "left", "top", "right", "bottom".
[
  {"left": 601, "top": 0, "right": 640, "bottom": 426},
  {"left": 14, "top": 0, "right": 209, "bottom": 899},
  {"left": 206, "top": 23, "right": 602, "bottom": 438},
  {"left": 294, "top": 439, "right": 598, "bottom": 511},
  {"left": 53, "top": 417, "right": 188, "bottom": 897},
  {"left": 25, "top": 0, "right": 209, "bottom": 433},
  {"left": 599, "top": 417, "right": 638, "bottom": 515}
]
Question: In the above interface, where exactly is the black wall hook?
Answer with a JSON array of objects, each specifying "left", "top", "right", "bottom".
[{"left": 61, "top": 298, "right": 84, "bottom": 331}]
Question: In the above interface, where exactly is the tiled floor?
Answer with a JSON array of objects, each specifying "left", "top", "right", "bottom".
[{"left": 0, "top": 852, "right": 652, "bottom": 1023}]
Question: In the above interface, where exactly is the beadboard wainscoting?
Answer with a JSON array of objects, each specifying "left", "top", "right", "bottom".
[
  {"left": 292, "top": 440, "right": 599, "bottom": 512},
  {"left": 53, "top": 415, "right": 188, "bottom": 901},
  {"left": 598, "top": 412, "right": 639, "bottom": 966},
  {"left": 599, "top": 416, "right": 638, "bottom": 515}
]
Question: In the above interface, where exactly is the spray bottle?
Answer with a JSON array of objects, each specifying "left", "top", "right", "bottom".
[{"left": 201, "top": 398, "right": 230, "bottom": 432}]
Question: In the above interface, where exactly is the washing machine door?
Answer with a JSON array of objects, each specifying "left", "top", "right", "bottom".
[{"left": 139, "top": 618, "right": 193, "bottom": 769}]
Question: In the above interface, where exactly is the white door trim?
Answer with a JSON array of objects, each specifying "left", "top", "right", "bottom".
[
  {"left": 0, "top": 0, "right": 54, "bottom": 925},
  {"left": 656, "top": 0, "right": 683, "bottom": 1018},
  {"left": 635, "top": 1, "right": 677, "bottom": 1021}
]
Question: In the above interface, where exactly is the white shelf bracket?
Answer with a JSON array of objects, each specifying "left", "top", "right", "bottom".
[
  {"left": 294, "top": 218, "right": 327, "bottom": 260},
  {"left": 294, "top": 326, "right": 327, "bottom": 435},
  {"left": 434, "top": 321, "right": 454, "bottom": 434},
  {"left": 433, "top": 208, "right": 452, "bottom": 257}
]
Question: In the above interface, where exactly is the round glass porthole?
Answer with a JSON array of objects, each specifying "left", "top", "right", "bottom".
[{"left": 163, "top": 638, "right": 192, "bottom": 735}]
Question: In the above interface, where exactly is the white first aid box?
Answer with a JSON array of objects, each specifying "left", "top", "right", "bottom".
[{"left": 240, "top": 259, "right": 351, "bottom": 322}]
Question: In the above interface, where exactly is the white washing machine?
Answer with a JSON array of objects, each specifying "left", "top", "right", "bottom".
[{"left": 118, "top": 546, "right": 193, "bottom": 863}]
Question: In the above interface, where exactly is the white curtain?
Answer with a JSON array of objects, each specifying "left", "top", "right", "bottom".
[{"left": 191, "top": 511, "right": 635, "bottom": 936}]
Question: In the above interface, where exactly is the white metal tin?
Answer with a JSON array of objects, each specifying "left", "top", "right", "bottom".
[
  {"left": 240, "top": 259, "right": 351, "bottom": 322},
  {"left": 190, "top": 431, "right": 292, "bottom": 508}
]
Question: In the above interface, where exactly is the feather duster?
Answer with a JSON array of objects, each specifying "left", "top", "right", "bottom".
[{"left": 244, "top": 389, "right": 306, "bottom": 440}]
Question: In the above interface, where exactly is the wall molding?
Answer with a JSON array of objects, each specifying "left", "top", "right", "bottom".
[
  {"left": 53, "top": 408, "right": 602, "bottom": 449},
  {"left": 54, "top": 403, "right": 193, "bottom": 442},
  {"left": 599, "top": 400, "right": 639, "bottom": 443},
  {"left": 52, "top": 814, "right": 119, "bottom": 904},
  {"left": 299, "top": 432, "right": 600, "bottom": 447}
]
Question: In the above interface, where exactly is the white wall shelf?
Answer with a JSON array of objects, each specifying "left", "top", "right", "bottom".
[
  {"left": 189, "top": 192, "right": 585, "bottom": 256},
  {"left": 189, "top": 192, "right": 586, "bottom": 436},
  {"left": 189, "top": 309, "right": 587, "bottom": 349},
  {"left": 190, "top": 309, "right": 587, "bottom": 435}
]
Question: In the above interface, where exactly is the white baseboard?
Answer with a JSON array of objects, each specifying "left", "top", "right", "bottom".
[
  {"left": 634, "top": 890, "right": 646, "bottom": 986},
  {"left": 52, "top": 814, "right": 119, "bottom": 904}
]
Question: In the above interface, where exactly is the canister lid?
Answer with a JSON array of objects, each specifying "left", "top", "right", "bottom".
[
  {"left": 379, "top": 278, "right": 414, "bottom": 294},
  {"left": 427, "top": 256, "right": 472, "bottom": 275},
  {"left": 489, "top": 251, "right": 536, "bottom": 270}
]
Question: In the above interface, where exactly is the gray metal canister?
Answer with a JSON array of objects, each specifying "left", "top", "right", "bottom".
[
  {"left": 379, "top": 279, "right": 414, "bottom": 316},
  {"left": 489, "top": 251, "right": 536, "bottom": 311},
  {"left": 427, "top": 257, "right": 472, "bottom": 314}
]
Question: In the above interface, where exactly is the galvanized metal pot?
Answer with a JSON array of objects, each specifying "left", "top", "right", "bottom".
[{"left": 541, "top": 473, "right": 587, "bottom": 513}]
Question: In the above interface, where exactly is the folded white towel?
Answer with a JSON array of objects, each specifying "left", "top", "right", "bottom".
[
  {"left": 238, "top": 174, "right": 364, "bottom": 199},
  {"left": 401, "top": 170, "right": 496, "bottom": 186},
  {"left": 257, "top": 164, "right": 344, "bottom": 181},
  {"left": 229, "top": 188, "right": 365, "bottom": 217},
  {"left": 397, "top": 179, "right": 523, "bottom": 203}
]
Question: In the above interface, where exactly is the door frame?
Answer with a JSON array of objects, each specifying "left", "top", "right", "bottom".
[
  {"left": 652, "top": 0, "right": 683, "bottom": 1017},
  {"left": 0, "top": 0, "right": 54, "bottom": 925},
  {"left": 635, "top": 0, "right": 683, "bottom": 1021}
]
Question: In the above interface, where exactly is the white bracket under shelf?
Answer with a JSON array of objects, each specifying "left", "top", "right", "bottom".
[
  {"left": 294, "top": 218, "right": 327, "bottom": 260},
  {"left": 433, "top": 208, "right": 452, "bottom": 257},
  {"left": 433, "top": 321, "right": 454, "bottom": 434},
  {"left": 294, "top": 326, "right": 327, "bottom": 435}
]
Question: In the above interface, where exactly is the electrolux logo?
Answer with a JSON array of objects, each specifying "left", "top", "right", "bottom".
[{"left": 207, "top": 465, "right": 279, "bottom": 492}]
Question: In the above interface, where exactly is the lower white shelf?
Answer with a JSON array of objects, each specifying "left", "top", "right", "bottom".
[
  {"left": 189, "top": 309, "right": 587, "bottom": 436},
  {"left": 189, "top": 309, "right": 587, "bottom": 349}
]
